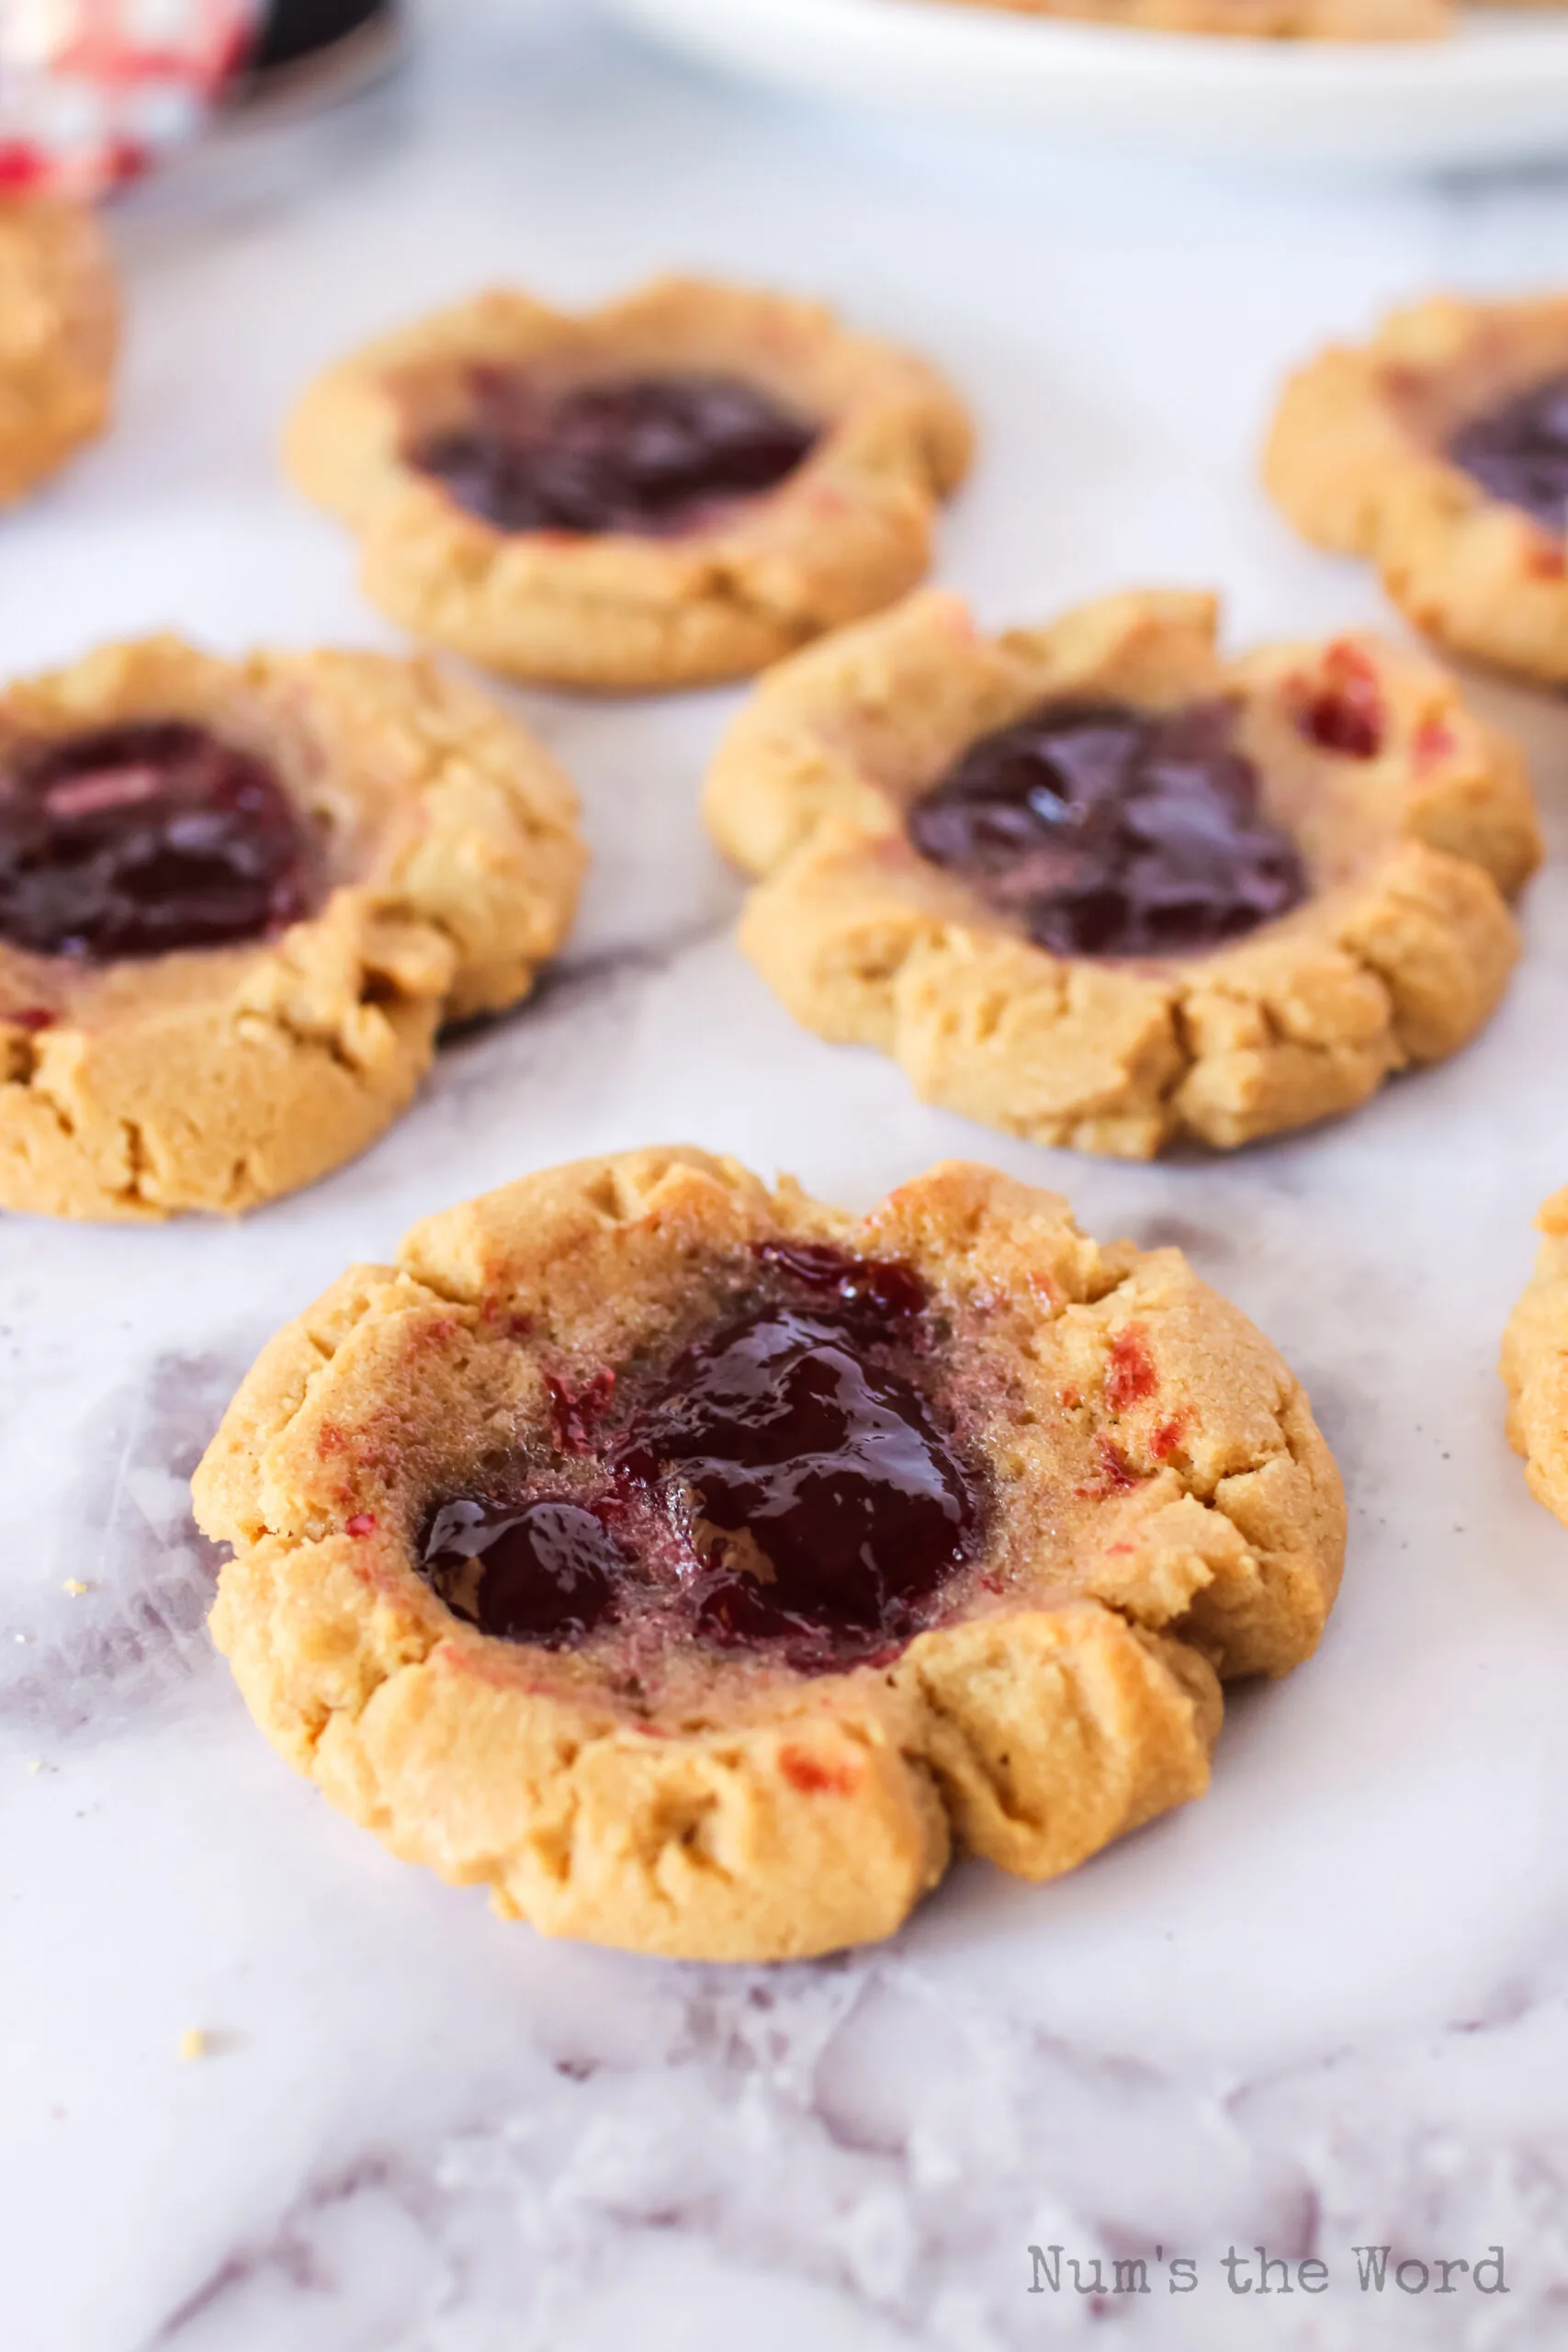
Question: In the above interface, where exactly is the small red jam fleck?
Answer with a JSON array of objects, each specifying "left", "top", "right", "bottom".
[
  {"left": 1380, "top": 365, "right": 1427, "bottom": 406},
  {"left": 778, "top": 1745, "right": 858, "bottom": 1796},
  {"left": 1414, "top": 718, "right": 1456, "bottom": 767},
  {"left": 345, "top": 1512, "right": 377, "bottom": 1538},
  {"left": 547, "top": 1367, "right": 616, "bottom": 1454},
  {"left": 0, "top": 722, "right": 313, "bottom": 963},
  {"left": 1449, "top": 373, "right": 1568, "bottom": 535},
  {"left": 7, "top": 1005, "right": 54, "bottom": 1032},
  {"left": 908, "top": 696, "right": 1306, "bottom": 958},
  {"left": 1151, "top": 1415, "right": 1189, "bottom": 1462},
  {"left": 1294, "top": 642, "right": 1385, "bottom": 762},
  {"left": 1104, "top": 1327, "right": 1157, "bottom": 1414},
  {"left": 415, "top": 1246, "right": 981, "bottom": 1674},
  {"left": 1077, "top": 1437, "right": 1140, "bottom": 1499},
  {"left": 409, "top": 368, "right": 818, "bottom": 539},
  {"left": 420, "top": 1497, "right": 629, "bottom": 1647}
]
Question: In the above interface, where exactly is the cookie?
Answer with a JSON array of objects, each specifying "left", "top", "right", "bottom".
[
  {"left": 193, "top": 1147, "right": 1345, "bottom": 1962},
  {"left": 934, "top": 0, "right": 1445, "bottom": 34},
  {"left": 283, "top": 275, "right": 973, "bottom": 691},
  {"left": 1265, "top": 292, "right": 1568, "bottom": 684},
  {"left": 1501, "top": 1188, "right": 1568, "bottom": 1526},
  {"left": 705, "top": 587, "right": 1538, "bottom": 1159},
  {"left": 0, "top": 636, "right": 584, "bottom": 1219},
  {"left": 0, "top": 197, "right": 118, "bottom": 505}
]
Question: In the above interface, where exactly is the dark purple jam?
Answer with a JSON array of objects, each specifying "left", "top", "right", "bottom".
[
  {"left": 1449, "top": 373, "right": 1568, "bottom": 534},
  {"left": 0, "top": 723, "right": 313, "bottom": 963},
  {"left": 408, "top": 368, "right": 818, "bottom": 537},
  {"left": 908, "top": 696, "right": 1308, "bottom": 959},
  {"left": 614, "top": 1302, "right": 975, "bottom": 1658},
  {"left": 414, "top": 1247, "right": 980, "bottom": 1674},
  {"left": 752, "top": 1237, "right": 928, "bottom": 1324},
  {"left": 420, "top": 1498, "right": 628, "bottom": 1648},
  {"left": 252, "top": 0, "right": 390, "bottom": 71}
]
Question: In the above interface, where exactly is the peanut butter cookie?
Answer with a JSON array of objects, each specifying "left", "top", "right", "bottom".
[
  {"left": 1502, "top": 1188, "right": 1568, "bottom": 1528},
  {"left": 0, "top": 637, "right": 584, "bottom": 1218},
  {"left": 1266, "top": 293, "right": 1568, "bottom": 684},
  {"left": 194, "top": 1147, "right": 1345, "bottom": 1962},
  {"left": 0, "top": 197, "right": 118, "bottom": 504},
  {"left": 705, "top": 588, "right": 1538, "bottom": 1159},
  {"left": 284, "top": 276, "right": 972, "bottom": 691},
  {"left": 936, "top": 0, "right": 1445, "bottom": 34}
]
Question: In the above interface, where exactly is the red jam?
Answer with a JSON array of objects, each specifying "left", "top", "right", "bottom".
[
  {"left": 908, "top": 696, "right": 1307, "bottom": 959},
  {"left": 415, "top": 1246, "right": 981, "bottom": 1673},
  {"left": 0, "top": 722, "right": 313, "bottom": 962},
  {"left": 420, "top": 1498, "right": 629, "bottom": 1648},
  {"left": 409, "top": 368, "right": 818, "bottom": 538},
  {"left": 1449, "top": 372, "right": 1568, "bottom": 534},
  {"left": 1294, "top": 643, "right": 1385, "bottom": 761}
]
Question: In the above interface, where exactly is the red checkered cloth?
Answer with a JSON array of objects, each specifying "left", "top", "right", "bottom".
[{"left": 0, "top": 0, "right": 263, "bottom": 196}]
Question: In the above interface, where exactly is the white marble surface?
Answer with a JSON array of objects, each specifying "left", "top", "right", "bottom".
[{"left": 8, "top": 6, "right": 1568, "bottom": 2346}]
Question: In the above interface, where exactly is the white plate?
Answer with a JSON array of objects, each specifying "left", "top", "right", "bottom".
[{"left": 603, "top": 0, "right": 1568, "bottom": 172}]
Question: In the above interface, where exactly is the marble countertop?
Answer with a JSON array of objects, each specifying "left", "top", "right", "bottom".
[{"left": 8, "top": 5, "right": 1568, "bottom": 2345}]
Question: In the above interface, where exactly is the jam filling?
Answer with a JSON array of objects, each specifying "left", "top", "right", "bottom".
[
  {"left": 908, "top": 695, "right": 1308, "bottom": 958},
  {"left": 408, "top": 368, "right": 818, "bottom": 537},
  {"left": 1449, "top": 373, "right": 1568, "bottom": 534},
  {"left": 0, "top": 722, "right": 314, "bottom": 963},
  {"left": 416, "top": 1244, "right": 980, "bottom": 1673},
  {"left": 252, "top": 0, "right": 390, "bottom": 71},
  {"left": 420, "top": 1498, "right": 631, "bottom": 1649}
]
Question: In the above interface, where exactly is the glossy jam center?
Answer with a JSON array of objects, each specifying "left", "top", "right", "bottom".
[
  {"left": 420, "top": 1498, "right": 629, "bottom": 1648},
  {"left": 415, "top": 1247, "right": 980, "bottom": 1672},
  {"left": 408, "top": 368, "right": 818, "bottom": 537},
  {"left": 0, "top": 722, "right": 313, "bottom": 963},
  {"left": 1449, "top": 373, "right": 1568, "bottom": 534},
  {"left": 615, "top": 1301, "right": 976, "bottom": 1657},
  {"left": 908, "top": 695, "right": 1308, "bottom": 958}
]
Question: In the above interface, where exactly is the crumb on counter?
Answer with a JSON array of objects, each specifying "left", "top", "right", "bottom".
[{"left": 177, "top": 2029, "right": 209, "bottom": 2063}]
